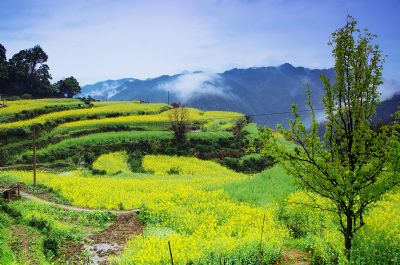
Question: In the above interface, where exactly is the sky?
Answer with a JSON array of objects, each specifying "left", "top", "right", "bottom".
[{"left": 1, "top": 0, "right": 399, "bottom": 85}]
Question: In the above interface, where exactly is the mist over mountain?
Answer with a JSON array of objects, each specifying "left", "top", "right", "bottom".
[{"left": 79, "top": 63, "right": 399, "bottom": 127}]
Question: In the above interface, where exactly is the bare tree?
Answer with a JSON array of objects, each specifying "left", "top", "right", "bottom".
[
  {"left": 232, "top": 117, "right": 248, "bottom": 146},
  {"left": 168, "top": 104, "right": 190, "bottom": 146}
]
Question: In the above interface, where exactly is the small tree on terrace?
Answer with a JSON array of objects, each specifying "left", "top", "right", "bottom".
[
  {"left": 262, "top": 16, "right": 400, "bottom": 259},
  {"left": 232, "top": 117, "right": 248, "bottom": 147},
  {"left": 168, "top": 104, "right": 190, "bottom": 146}
]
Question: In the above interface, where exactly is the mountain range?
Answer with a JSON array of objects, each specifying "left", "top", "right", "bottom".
[{"left": 79, "top": 63, "right": 399, "bottom": 127}]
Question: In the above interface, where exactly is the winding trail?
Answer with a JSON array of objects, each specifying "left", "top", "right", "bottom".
[
  {"left": 20, "top": 191, "right": 140, "bottom": 215},
  {"left": 276, "top": 248, "right": 312, "bottom": 265},
  {"left": 20, "top": 191, "right": 142, "bottom": 264}
]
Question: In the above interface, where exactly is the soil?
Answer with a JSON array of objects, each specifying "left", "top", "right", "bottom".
[
  {"left": 276, "top": 248, "right": 312, "bottom": 265},
  {"left": 87, "top": 212, "right": 143, "bottom": 264},
  {"left": 57, "top": 241, "right": 89, "bottom": 264}
]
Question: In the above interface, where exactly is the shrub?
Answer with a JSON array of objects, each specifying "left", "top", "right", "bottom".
[
  {"left": 43, "top": 235, "right": 60, "bottom": 257},
  {"left": 127, "top": 150, "right": 146, "bottom": 173},
  {"left": 92, "top": 169, "right": 106, "bottom": 175},
  {"left": 5, "top": 96, "right": 21, "bottom": 101},
  {"left": 0, "top": 202, "right": 22, "bottom": 219},
  {"left": 21, "top": 94, "right": 33, "bottom": 99},
  {"left": 29, "top": 216, "right": 51, "bottom": 231},
  {"left": 167, "top": 166, "right": 181, "bottom": 175},
  {"left": 0, "top": 149, "right": 10, "bottom": 166}
]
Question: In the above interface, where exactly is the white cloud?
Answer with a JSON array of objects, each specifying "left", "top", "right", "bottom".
[
  {"left": 157, "top": 72, "right": 231, "bottom": 102},
  {"left": 379, "top": 78, "right": 400, "bottom": 100}
]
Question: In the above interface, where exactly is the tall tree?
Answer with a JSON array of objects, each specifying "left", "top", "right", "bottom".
[
  {"left": 0, "top": 43, "right": 8, "bottom": 95},
  {"left": 7, "top": 45, "right": 52, "bottom": 97},
  {"left": 261, "top": 16, "right": 400, "bottom": 260},
  {"left": 54, "top": 76, "right": 81, "bottom": 98}
]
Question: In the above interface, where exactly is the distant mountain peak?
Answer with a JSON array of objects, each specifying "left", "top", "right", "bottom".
[
  {"left": 78, "top": 64, "right": 399, "bottom": 127},
  {"left": 279, "top": 62, "right": 294, "bottom": 68}
]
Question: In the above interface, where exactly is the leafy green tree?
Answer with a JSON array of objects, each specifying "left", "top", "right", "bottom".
[
  {"left": 0, "top": 43, "right": 8, "bottom": 94},
  {"left": 54, "top": 76, "right": 81, "bottom": 98},
  {"left": 261, "top": 16, "right": 400, "bottom": 260},
  {"left": 7, "top": 45, "right": 52, "bottom": 97}
]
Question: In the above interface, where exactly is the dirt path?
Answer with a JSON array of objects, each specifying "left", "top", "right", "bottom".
[
  {"left": 87, "top": 212, "right": 143, "bottom": 264},
  {"left": 276, "top": 248, "right": 312, "bottom": 265},
  {"left": 20, "top": 191, "right": 139, "bottom": 215},
  {"left": 58, "top": 213, "right": 143, "bottom": 264}
]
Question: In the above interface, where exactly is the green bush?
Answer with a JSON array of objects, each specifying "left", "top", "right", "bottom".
[
  {"left": 21, "top": 93, "right": 33, "bottom": 99},
  {"left": 29, "top": 216, "right": 51, "bottom": 231},
  {"left": 92, "top": 168, "right": 106, "bottom": 175},
  {"left": 0, "top": 149, "right": 10, "bottom": 166},
  {"left": 5, "top": 96, "right": 21, "bottom": 101},
  {"left": 218, "top": 155, "right": 273, "bottom": 173},
  {"left": 43, "top": 235, "right": 60, "bottom": 257},
  {"left": 127, "top": 150, "right": 146, "bottom": 173},
  {"left": 0, "top": 202, "right": 22, "bottom": 219},
  {"left": 167, "top": 166, "right": 181, "bottom": 175}
]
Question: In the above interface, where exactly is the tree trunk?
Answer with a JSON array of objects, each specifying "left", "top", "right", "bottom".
[{"left": 344, "top": 213, "right": 353, "bottom": 260}]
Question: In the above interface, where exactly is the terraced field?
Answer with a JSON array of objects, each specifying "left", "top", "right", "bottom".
[
  {"left": 0, "top": 99, "right": 242, "bottom": 165},
  {"left": 0, "top": 101, "right": 170, "bottom": 132},
  {"left": 0, "top": 99, "right": 398, "bottom": 264},
  {"left": 0, "top": 98, "right": 83, "bottom": 122},
  {"left": 52, "top": 108, "right": 242, "bottom": 135}
]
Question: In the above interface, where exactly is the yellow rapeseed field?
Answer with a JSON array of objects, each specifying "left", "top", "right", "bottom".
[
  {"left": 0, "top": 98, "right": 81, "bottom": 117},
  {"left": 92, "top": 151, "right": 131, "bottom": 174},
  {"left": 0, "top": 101, "right": 169, "bottom": 130},
  {"left": 0, "top": 155, "right": 287, "bottom": 263},
  {"left": 53, "top": 108, "right": 243, "bottom": 133},
  {"left": 143, "top": 154, "right": 246, "bottom": 178}
]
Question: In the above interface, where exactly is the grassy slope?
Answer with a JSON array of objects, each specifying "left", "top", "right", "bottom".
[
  {"left": 31, "top": 131, "right": 232, "bottom": 158},
  {"left": 0, "top": 190, "right": 115, "bottom": 264},
  {"left": 0, "top": 212, "right": 15, "bottom": 264},
  {"left": 221, "top": 165, "right": 298, "bottom": 206}
]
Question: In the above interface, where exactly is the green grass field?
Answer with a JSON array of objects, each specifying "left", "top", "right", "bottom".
[{"left": 221, "top": 165, "right": 298, "bottom": 205}]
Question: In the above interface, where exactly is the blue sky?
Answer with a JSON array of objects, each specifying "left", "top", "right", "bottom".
[{"left": 1, "top": 0, "right": 399, "bottom": 85}]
